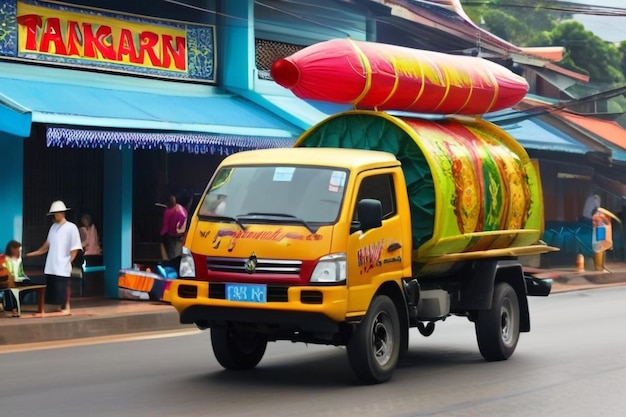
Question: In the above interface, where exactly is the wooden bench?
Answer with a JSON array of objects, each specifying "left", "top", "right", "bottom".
[{"left": 6, "top": 284, "right": 46, "bottom": 317}]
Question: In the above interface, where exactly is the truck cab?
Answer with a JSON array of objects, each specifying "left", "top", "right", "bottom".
[{"left": 172, "top": 147, "right": 412, "bottom": 335}]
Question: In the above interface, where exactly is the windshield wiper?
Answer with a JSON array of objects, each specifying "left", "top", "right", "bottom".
[
  {"left": 239, "top": 212, "right": 315, "bottom": 234},
  {"left": 199, "top": 215, "right": 247, "bottom": 230}
]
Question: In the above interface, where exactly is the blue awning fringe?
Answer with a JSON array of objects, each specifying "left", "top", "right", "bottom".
[{"left": 46, "top": 127, "right": 295, "bottom": 155}]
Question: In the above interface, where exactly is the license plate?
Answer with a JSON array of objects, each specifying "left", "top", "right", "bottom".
[{"left": 225, "top": 283, "right": 267, "bottom": 303}]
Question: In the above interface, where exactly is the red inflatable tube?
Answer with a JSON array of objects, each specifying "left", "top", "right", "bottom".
[{"left": 270, "top": 39, "right": 529, "bottom": 115}]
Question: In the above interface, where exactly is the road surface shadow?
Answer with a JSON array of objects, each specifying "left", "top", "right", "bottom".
[
  {"left": 185, "top": 343, "right": 485, "bottom": 389},
  {"left": 397, "top": 344, "right": 485, "bottom": 369},
  {"left": 196, "top": 348, "right": 358, "bottom": 388}
]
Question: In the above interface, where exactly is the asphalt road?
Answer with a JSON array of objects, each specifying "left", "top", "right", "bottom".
[{"left": 2, "top": 287, "right": 626, "bottom": 417}]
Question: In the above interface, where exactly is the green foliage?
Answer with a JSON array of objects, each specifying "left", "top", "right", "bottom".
[
  {"left": 480, "top": 9, "right": 552, "bottom": 46},
  {"left": 608, "top": 96, "right": 626, "bottom": 113},
  {"left": 619, "top": 41, "right": 626, "bottom": 76},
  {"left": 550, "top": 21, "right": 624, "bottom": 83},
  {"left": 462, "top": 0, "right": 558, "bottom": 36},
  {"left": 460, "top": 0, "right": 626, "bottom": 85}
]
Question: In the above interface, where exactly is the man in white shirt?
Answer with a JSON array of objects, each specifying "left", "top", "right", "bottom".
[{"left": 25, "top": 200, "right": 82, "bottom": 315}]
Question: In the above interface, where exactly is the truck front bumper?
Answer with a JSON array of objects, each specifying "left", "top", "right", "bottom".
[{"left": 170, "top": 279, "right": 350, "bottom": 332}]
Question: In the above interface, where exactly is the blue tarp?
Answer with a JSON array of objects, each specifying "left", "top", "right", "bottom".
[{"left": 486, "top": 110, "right": 594, "bottom": 155}]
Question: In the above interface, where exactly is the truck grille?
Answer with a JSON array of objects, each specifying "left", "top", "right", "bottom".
[{"left": 206, "top": 257, "right": 302, "bottom": 275}]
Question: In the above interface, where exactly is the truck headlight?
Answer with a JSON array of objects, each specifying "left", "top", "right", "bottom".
[
  {"left": 310, "top": 253, "right": 347, "bottom": 284},
  {"left": 179, "top": 246, "right": 196, "bottom": 278}
]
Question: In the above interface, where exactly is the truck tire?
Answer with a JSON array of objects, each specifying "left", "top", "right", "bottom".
[
  {"left": 210, "top": 324, "right": 267, "bottom": 370},
  {"left": 475, "top": 282, "right": 520, "bottom": 361},
  {"left": 347, "top": 295, "right": 400, "bottom": 384}
]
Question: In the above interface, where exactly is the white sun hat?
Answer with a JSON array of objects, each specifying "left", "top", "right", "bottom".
[{"left": 47, "top": 200, "right": 71, "bottom": 215}]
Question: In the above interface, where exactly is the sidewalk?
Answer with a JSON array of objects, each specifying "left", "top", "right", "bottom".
[
  {"left": 2, "top": 263, "right": 626, "bottom": 347},
  {"left": 529, "top": 261, "right": 626, "bottom": 292},
  {"left": 0, "top": 297, "right": 188, "bottom": 346}
]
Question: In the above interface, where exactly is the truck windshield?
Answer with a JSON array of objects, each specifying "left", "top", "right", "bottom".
[{"left": 198, "top": 166, "right": 348, "bottom": 224}]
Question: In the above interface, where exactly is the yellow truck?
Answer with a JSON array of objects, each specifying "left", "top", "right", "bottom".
[{"left": 170, "top": 110, "right": 555, "bottom": 384}]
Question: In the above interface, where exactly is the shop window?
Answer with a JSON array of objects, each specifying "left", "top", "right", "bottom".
[{"left": 256, "top": 40, "right": 304, "bottom": 79}]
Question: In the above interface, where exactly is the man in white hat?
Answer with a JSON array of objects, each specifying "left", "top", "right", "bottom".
[{"left": 25, "top": 200, "right": 82, "bottom": 315}]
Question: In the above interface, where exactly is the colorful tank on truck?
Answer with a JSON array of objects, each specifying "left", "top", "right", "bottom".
[{"left": 169, "top": 39, "right": 556, "bottom": 384}]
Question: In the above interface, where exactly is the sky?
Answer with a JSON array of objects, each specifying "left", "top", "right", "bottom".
[{"left": 568, "top": 0, "right": 626, "bottom": 43}]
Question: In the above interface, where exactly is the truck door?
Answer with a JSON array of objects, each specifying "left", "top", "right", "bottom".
[{"left": 346, "top": 171, "right": 406, "bottom": 313}]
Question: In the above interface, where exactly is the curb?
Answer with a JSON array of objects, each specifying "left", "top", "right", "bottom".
[
  {"left": 550, "top": 270, "right": 626, "bottom": 293},
  {"left": 0, "top": 309, "right": 191, "bottom": 346},
  {"left": 556, "top": 270, "right": 626, "bottom": 284}
]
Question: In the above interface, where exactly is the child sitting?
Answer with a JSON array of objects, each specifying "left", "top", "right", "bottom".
[{"left": 1, "top": 240, "right": 30, "bottom": 317}]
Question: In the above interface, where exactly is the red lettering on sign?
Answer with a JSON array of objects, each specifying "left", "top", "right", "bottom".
[
  {"left": 84, "top": 23, "right": 116, "bottom": 60},
  {"left": 139, "top": 31, "right": 159, "bottom": 66},
  {"left": 161, "top": 34, "right": 186, "bottom": 70},
  {"left": 16, "top": 14, "right": 42, "bottom": 51},
  {"left": 40, "top": 17, "right": 66, "bottom": 55},
  {"left": 66, "top": 21, "right": 82, "bottom": 57},
  {"left": 17, "top": 13, "right": 188, "bottom": 71},
  {"left": 117, "top": 28, "right": 140, "bottom": 63}
]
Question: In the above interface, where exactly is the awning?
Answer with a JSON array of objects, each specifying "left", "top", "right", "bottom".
[
  {"left": 485, "top": 110, "right": 596, "bottom": 155},
  {"left": 233, "top": 90, "right": 347, "bottom": 131},
  {"left": 233, "top": 78, "right": 350, "bottom": 131},
  {"left": 0, "top": 63, "right": 301, "bottom": 153}
]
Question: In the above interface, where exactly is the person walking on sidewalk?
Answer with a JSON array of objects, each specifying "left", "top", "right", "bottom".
[{"left": 25, "top": 200, "right": 82, "bottom": 315}]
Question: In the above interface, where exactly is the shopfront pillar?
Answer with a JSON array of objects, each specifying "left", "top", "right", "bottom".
[
  {"left": 0, "top": 132, "right": 24, "bottom": 246},
  {"left": 221, "top": 0, "right": 254, "bottom": 91},
  {"left": 103, "top": 147, "right": 133, "bottom": 298}
]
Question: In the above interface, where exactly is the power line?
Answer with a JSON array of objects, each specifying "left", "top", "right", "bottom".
[
  {"left": 488, "top": 83, "right": 626, "bottom": 125},
  {"left": 461, "top": 1, "right": 626, "bottom": 17},
  {"left": 161, "top": 0, "right": 477, "bottom": 53}
]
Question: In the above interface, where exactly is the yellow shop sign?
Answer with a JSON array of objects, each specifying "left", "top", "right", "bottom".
[{"left": 17, "top": 1, "right": 187, "bottom": 72}]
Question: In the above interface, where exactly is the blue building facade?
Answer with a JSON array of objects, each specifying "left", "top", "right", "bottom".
[{"left": 0, "top": 0, "right": 379, "bottom": 297}]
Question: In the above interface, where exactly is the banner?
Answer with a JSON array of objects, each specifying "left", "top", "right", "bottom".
[{"left": 0, "top": 0, "right": 215, "bottom": 82}]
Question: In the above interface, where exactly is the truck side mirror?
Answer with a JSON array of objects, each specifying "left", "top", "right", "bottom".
[{"left": 356, "top": 199, "right": 383, "bottom": 232}]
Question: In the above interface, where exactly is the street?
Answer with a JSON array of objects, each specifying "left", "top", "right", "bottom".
[{"left": 2, "top": 286, "right": 626, "bottom": 417}]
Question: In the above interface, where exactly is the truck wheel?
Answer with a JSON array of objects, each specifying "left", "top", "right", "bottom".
[
  {"left": 211, "top": 324, "right": 267, "bottom": 370},
  {"left": 475, "top": 282, "right": 520, "bottom": 361},
  {"left": 347, "top": 295, "right": 400, "bottom": 384}
]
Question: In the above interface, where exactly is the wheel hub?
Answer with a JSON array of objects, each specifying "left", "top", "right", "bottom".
[
  {"left": 372, "top": 312, "right": 393, "bottom": 365},
  {"left": 501, "top": 299, "right": 513, "bottom": 343}
]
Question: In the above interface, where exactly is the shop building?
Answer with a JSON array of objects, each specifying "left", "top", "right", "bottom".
[
  {"left": 0, "top": 0, "right": 378, "bottom": 298},
  {"left": 2, "top": 0, "right": 623, "bottom": 299},
  {"left": 0, "top": 0, "right": 308, "bottom": 297}
]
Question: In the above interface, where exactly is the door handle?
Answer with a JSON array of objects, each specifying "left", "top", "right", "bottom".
[{"left": 387, "top": 242, "right": 402, "bottom": 251}]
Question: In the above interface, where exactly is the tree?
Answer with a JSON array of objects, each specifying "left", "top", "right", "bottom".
[
  {"left": 549, "top": 21, "right": 624, "bottom": 84},
  {"left": 461, "top": 0, "right": 626, "bottom": 85},
  {"left": 462, "top": 0, "right": 559, "bottom": 37},
  {"left": 619, "top": 41, "right": 626, "bottom": 76}
]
